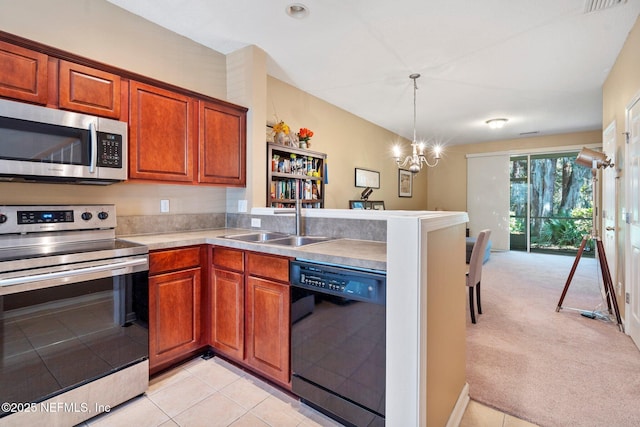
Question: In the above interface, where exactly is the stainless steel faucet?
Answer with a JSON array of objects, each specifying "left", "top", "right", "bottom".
[{"left": 274, "top": 198, "right": 304, "bottom": 236}]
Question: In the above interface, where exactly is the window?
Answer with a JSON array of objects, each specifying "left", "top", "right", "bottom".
[{"left": 510, "top": 152, "right": 593, "bottom": 255}]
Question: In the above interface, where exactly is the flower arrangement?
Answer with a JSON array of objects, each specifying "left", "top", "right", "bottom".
[
  {"left": 272, "top": 121, "right": 290, "bottom": 135},
  {"left": 297, "top": 127, "right": 314, "bottom": 142}
]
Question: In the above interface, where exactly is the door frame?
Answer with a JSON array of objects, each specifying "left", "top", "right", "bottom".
[
  {"left": 602, "top": 120, "right": 618, "bottom": 303},
  {"left": 625, "top": 92, "right": 640, "bottom": 342}
]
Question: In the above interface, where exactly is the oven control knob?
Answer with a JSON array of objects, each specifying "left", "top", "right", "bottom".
[
  {"left": 0, "top": 214, "right": 6, "bottom": 224},
  {"left": 98, "top": 211, "right": 109, "bottom": 220},
  {"left": 81, "top": 212, "right": 93, "bottom": 221}
]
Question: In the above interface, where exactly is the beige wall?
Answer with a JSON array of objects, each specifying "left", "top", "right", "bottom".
[
  {"left": 426, "top": 224, "right": 467, "bottom": 426},
  {"left": 0, "top": 0, "right": 229, "bottom": 216},
  {"left": 603, "top": 15, "right": 640, "bottom": 314},
  {"left": 0, "top": 0, "right": 428, "bottom": 215},
  {"left": 426, "top": 130, "right": 603, "bottom": 211},
  {"left": 267, "top": 77, "right": 429, "bottom": 210}
]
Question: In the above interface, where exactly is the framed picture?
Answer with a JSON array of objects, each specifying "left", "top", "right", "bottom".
[
  {"left": 399, "top": 169, "right": 412, "bottom": 197},
  {"left": 266, "top": 124, "right": 274, "bottom": 143},
  {"left": 349, "top": 200, "right": 365, "bottom": 209},
  {"left": 355, "top": 168, "right": 380, "bottom": 189},
  {"left": 371, "top": 201, "right": 385, "bottom": 210}
]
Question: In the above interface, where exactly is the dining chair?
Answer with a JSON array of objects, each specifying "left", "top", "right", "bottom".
[{"left": 467, "top": 229, "right": 491, "bottom": 324}]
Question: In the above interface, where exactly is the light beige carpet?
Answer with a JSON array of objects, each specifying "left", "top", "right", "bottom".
[{"left": 466, "top": 250, "right": 640, "bottom": 427}]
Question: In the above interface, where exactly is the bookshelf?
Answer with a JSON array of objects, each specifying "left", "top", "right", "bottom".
[{"left": 267, "top": 143, "right": 326, "bottom": 208}]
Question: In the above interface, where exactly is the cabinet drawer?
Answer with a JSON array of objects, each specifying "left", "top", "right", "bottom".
[
  {"left": 247, "top": 252, "right": 290, "bottom": 282},
  {"left": 213, "top": 247, "right": 244, "bottom": 272},
  {"left": 150, "top": 246, "right": 201, "bottom": 275}
]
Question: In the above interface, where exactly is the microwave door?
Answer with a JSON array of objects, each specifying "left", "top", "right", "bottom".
[{"left": 0, "top": 115, "right": 94, "bottom": 180}]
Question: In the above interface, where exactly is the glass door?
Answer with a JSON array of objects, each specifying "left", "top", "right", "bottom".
[
  {"left": 510, "top": 156, "right": 528, "bottom": 250},
  {"left": 510, "top": 151, "right": 593, "bottom": 255}
]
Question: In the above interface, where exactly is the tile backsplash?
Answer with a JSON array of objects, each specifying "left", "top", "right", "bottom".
[
  {"left": 117, "top": 213, "right": 226, "bottom": 236},
  {"left": 118, "top": 212, "right": 386, "bottom": 243},
  {"left": 226, "top": 213, "right": 386, "bottom": 242}
]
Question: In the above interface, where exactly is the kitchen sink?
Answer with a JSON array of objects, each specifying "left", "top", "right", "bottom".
[
  {"left": 264, "top": 235, "right": 333, "bottom": 247},
  {"left": 223, "top": 232, "right": 332, "bottom": 247},
  {"left": 222, "top": 231, "right": 290, "bottom": 242}
]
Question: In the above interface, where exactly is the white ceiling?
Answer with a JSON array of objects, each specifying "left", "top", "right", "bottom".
[{"left": 106, "top": 0, "right": 640, "bottom": 146}]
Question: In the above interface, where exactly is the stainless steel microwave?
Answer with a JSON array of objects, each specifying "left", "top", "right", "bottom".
[{"left": 0, "top": 98, "right": 127, "bottom": 184}]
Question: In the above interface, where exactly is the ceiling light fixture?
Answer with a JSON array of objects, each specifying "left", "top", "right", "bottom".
[
  {"left": 286, "top": 3, "right": 309, "bottom": 19},
  {"left": 393, "top": 74, "right": 441, "bottom": 173},
  {"left": 486, "top": 118, "right": 508, "bottom": 129}
]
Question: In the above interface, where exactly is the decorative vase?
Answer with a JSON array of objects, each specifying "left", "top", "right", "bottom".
[
  {"left": 275, "top": 132, "right": 286, "bottom": 145},
  {"left": 299, "top": 141, "right": 307, "bottom": 149}
]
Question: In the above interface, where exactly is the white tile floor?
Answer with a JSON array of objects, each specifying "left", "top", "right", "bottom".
[
  {"left": 81, "top": 355, "right": 538, "bottom": 427},
  {"left": 82, "top": 356, "right": 342, "bottom": 427}
]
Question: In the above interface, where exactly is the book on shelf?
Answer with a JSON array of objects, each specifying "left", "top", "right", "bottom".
[{"left": 271, "top": 179, "right": 322, "bottom": 201}]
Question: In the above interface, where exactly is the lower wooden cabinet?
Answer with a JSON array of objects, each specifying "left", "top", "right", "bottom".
[
  {"left": 210, "top": 247, "right": 245, "bottom": 360},
  {"left": 245, "top": 275, "right": 290, "bottom": 385},
  {"left": 148, "top": 246, "right": 204, "bottom": 373},
  {"left": 208, "top": 247, "right": 291, "bottom": 387},
  {"left": 148, "top": 245, "right": 290, "bottom": 383}
]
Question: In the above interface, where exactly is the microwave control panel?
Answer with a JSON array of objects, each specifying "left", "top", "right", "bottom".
[{"left": 96, "top": 132, "right": 123, "bottom": 168}]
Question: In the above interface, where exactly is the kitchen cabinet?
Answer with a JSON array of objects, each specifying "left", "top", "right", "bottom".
[
  {"left": 129, "top": 81, "right": 197, "bottom": 183},
  {"left": 0, "top": 35, "right": 247, "bottom": 187},
  {"left": 208, "top": 247, "right": 291, "bottom": 387},
  {"left": 129, "top": 82, "right": 248, "bottom": 186},
  {"left": 58, "top": 60, "right": 121, "bottom": 119},
  {"left": 245, "top": 252, "right": 291, "bottom": 386},
  {"left": 268, "top": 143, "right": 326, "bottom": 208},
  {"left": 148, "top": 246, "right": 204, "bottom": 373},
  {"left": 199, "top": 100, "right": 246, "bottom": 186},
  {"left": 210, "top": 247, "right": 245, "bottom": 360},
  {"left": 0, "top": 40, "right": 48, "bottom": 104}
]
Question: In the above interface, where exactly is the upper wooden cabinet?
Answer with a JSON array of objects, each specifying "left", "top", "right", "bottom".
[
  {"left": 58, "top": 60, "right": 121, "bottom": 119},
  {"left": 129, "top": 81, "right": 196, "bottom": 182},
  {"left": 0, "top": 35, "right": 248, "bottom": 187},
  {"left": 0, "top": 40, "right": 48, "bottom": 104},
  {"left": 129, "top": 81, "right": 247, "bottom": 186},
  {"left": 199, "top": 100, "right": 246, "bottom": 186}
]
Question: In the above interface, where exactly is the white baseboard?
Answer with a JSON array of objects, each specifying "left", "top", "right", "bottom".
[{"left": 446, "top": 382, "right": 470, "bottom": 427}]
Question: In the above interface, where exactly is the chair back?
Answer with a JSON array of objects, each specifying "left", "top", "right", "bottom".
[{"left": 467, "top": 229, "right": 491, "bottom": 287}]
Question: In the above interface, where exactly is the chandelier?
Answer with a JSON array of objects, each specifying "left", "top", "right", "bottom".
[{"left": 393, "top": 73, "right": 441, "bottom": 173}]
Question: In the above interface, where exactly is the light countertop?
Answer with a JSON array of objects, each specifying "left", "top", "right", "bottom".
[{"left": 120, "top": 228, "right": 386, "bottom": 271}]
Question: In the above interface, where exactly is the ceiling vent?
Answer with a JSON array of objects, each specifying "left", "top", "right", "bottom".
[{"left": 584, "top": 0, "right": 627, "bottom": 13}]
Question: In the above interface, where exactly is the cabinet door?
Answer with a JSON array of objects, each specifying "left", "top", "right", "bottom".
[
  {"left": 0, "top": 40, "right": 48, "bottom": 104},
  {"left": 129, "top": 81, "right": 196, "bottom": 182},
  {"left": 199, "top": 100, "right": 246, "bottom": 186},
  {"left": 245, "top": 276, "right": 290, "bottom": 385},
  {"left": 210, "top": 267, "right": 244, "bottom": 360},
  {"left": 149, "top": 267, "right": 202, "bottom": 371},
  {"left": 58, "top": 60, "right": 121, "bottom": 118}
]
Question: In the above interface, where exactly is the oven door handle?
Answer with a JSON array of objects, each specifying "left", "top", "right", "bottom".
[{"left": 0, "top": 257, "right": 148, "bottom": 288}]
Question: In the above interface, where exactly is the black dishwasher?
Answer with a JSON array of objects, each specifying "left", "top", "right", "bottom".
[{"left": 290, "top": 260, "right": 386, "bottom": 427}]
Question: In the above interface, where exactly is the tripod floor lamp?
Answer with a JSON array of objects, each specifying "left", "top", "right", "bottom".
[{"left": 556, "top": 147, "right": 624, "bottom": 332}]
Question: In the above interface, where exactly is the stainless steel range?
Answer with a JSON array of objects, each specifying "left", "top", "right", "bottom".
[{"left": 0, "top": 205, "right": 149, "bottom": 426}]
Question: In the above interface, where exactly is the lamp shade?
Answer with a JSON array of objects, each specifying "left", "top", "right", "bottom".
[{"left": 576, "top": 147, "right": 612, "bottom": 169}]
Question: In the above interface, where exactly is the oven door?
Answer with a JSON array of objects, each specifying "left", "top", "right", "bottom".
[{"left": 0, "top": 256, "right": 149, "bottom": 417}]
